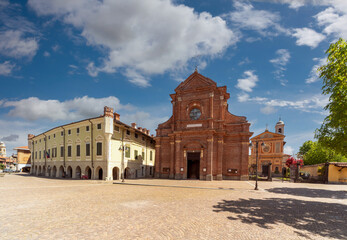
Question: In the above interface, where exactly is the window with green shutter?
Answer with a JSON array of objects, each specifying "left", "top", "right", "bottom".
[{"left": 125, "top": 146, "right": 130, "bottom": 158}]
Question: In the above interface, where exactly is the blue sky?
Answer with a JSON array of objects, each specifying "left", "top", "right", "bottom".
[{"left": 1, "top": 0, "right": 346, "bottom": 156}]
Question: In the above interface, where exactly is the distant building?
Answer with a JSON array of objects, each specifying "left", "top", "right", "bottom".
[
  {"left": 155, "top": 71, "right": 252, "bottom": 180},
  {"left": 28, "top": 107, "right": 155, "bottom": 180},
  {"left": 13, "top": 146, "right": 31, "bottom": 172},
  {"left": 0, "top": 141, "right": 6, "bottom": 157},
  {"left": 249, "top": 119, "right": 286, "bottom": 175}
]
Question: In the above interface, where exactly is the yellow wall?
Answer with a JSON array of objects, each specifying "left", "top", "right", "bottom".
[
  {"left": 301, "top": 164, "right": 323, "bottom": 178},
  {"left": 328, "top": 165, "right": 347, "bottom": 183},
  {"left": 31, "top": 118, "right": 104, "bottom": 164},
  {"left": 17, "top": 150, "right": 31, "bottom": 164}
]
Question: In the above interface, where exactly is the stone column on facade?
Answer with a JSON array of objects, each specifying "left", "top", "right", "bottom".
[
  {"left": 200, "top": 148, "right": 204, "bottom": 180},
  {"left": 154, "top": 142, "right": 161, "bottom": 178},
  {"left": 209, "top": 92, "right": 214, "bottom": 128},
  {"left": 105, "top": 133, "right": 112, "bottom": 180},
  {"left": 206, "top": 136, "right": 213, "bottom": 181},
  {"left": 174, "top": 139, "right": 182, "bottom": 179},
  {"left": 217, "top": 138, "right": 223, "bottom": 180},
  {"left": 169, "top": 141, "right": 175, "bottom": 179},
  {"left": 177, "top": 97, "right": 182, "bottom": 130},
  {"left": 103, "top": 106, "right": 114, "bottom": 181}
]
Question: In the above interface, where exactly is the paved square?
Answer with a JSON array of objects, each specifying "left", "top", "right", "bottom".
[{"left": 1, "top": 174, "right": 346, "bottom": 239}]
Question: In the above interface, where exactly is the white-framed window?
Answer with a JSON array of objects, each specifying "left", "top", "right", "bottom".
[{"left": 96, "top": 142, "right": 102, "bottom": 156}]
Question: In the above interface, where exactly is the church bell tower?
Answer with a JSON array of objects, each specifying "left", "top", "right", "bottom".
[{"left": 275, "top": 118, "right": 285, "bottom": 135}]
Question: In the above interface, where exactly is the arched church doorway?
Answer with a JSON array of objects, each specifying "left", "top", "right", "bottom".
[{"left": 187, "top": 152, "right": 200, "bottom": 179}]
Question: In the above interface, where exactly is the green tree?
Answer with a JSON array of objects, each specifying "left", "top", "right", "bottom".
[
  {"left": 315, "top": 38, "right": 347, "bottom": 155},
  {"left": 298, "top": 140, "right": 315, "bottom": 156},
  {"left": 0, "top": 163, "right": 5, "bottom": 170},
  {"left": 303, "top": 141, "right": 347, "bottom": 165}
]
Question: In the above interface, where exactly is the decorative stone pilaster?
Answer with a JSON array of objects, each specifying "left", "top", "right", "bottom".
[
  {"left": 217, "top": 138, "right": 223, "bottom": 180},
  {"left": 175, "top": 139, "right": 182, "bottom": 179},
  {"left": 206, "top": 137, "right": 213, "bottom": 181},
  {"left": 104, "top": 106, "right": 114, "bottom": 181},
  {"left": 154, "top": 144, "right": 161, "bottom": 178},
  {"left": 169, "top": 141, "right": 175, "bottom": 179}
]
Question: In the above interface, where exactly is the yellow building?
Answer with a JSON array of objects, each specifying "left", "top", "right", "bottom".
[
  {"left": 13, "top": 146, "right": 31, "bottom": 172},
  {"left": 28, "top": 106, "right": 155, "bottom": 180},
  {"left": 249, "top": 120, "right": 286, "bottom": 175},
  {"left": 326, "top": 162, "right": 347, "bottom": 184}
]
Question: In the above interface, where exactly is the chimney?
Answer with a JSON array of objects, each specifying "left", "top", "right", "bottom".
[
  {"left": 146, "top": 129, "right": 150, "bottom": 135},
  {"left": 151, "top": 134, "right": 154, "bottom": 137},
  {"left": 114, "top": 112, "right": 120, "bottom": 121},
  {"left": 131, "top": 123, "right": 137, "bottom": 129},
  {"left": 28, "top": 134, "right": 35, "bottom": 140},
  {"left": 142, "top": 128, "right": 147, "bottom": 134},
  {"left": 138, "top": 127, "right": 142, "bottom": 132},
  {"left": 104, "top": 106, "right": 114, "bottom": 118}
]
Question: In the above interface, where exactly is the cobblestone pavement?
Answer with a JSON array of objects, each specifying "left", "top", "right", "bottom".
[{"left": 1, "top": 174, "right": 346, "bottom": 240}]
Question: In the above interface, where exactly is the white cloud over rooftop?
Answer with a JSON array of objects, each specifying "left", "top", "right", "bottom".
[{"left": 29, "top": 0, "right": 236, "bottom": 87}]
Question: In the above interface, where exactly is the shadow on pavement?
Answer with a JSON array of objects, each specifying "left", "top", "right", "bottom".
[
  {"left": 213, "top": 198, "right": 347, "bottom": 239},
  {"left": 267, "top": 187, "right": 347, "bottom": 199}
]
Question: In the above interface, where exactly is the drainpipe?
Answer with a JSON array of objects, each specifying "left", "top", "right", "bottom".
[
  {"left": 32, "top": 140, "right": 35, "bottom": 175},
  {"left": 61, "top": 127, "right": 66, "bottom": 169},
  {"left": 43, "top": 133, "right": 47, "bottom": 174},
  {"left": 121, "top": 128, "right": 125, "bottom": 182},
  {"left": 145, "top": 137, "right": 147, "bottom": 177},
  {"left": 88, "top": 120, "right": 94, "bottom": 169}
]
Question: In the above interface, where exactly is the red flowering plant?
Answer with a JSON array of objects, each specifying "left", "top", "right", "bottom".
[{"left": 286, "top": 157, "right": 304, "bottom": 167}]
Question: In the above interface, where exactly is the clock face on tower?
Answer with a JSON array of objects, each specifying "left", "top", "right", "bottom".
[{"left": 189, "top": 108, "right": 201, "bottom": 120}]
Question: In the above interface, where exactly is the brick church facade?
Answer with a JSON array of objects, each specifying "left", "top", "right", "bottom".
[{"left": 154, "top": 71, "right": 253, "bottom": 180}]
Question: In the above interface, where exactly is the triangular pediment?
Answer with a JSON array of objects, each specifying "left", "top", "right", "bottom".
[
  {"left": 175, "top": 71, "right": 217, "bottom": 92},
  {"left": 251, "top": 130, "right": 285, "bottom": 140}
]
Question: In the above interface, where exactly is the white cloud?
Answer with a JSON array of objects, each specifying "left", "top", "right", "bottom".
[
  {"left": 1, "top": 96, "right": 132, "bottom": 121},
  {"left": 284, "top": 145, "right": 294, "bottom": 155},
  {"left": 227, "top": 1, "right": 288, "bottom": 36},
  {"left": 260, "top": 1, "right": 347, "bottom": 38},
  {"left": 270, "top": 49, "right": 290, "bottom": 67},
  {"left": 315, "top": 7, "right": 347, "bottom": 39},
  {"left": 29, "top": 0, "right": 236, "bottom": 87},
  {"left": 0, "top": 30, "right": 39, "bottom": 59},
  {"left": 306, "top": 57, "right": 326, "bottom": 83},
  {"left": 0, "top": 61, "right": 15, "bottom": 76},
  {"left": 43, "top": 51, "right": 50, "bottom": 57},
  {"left": 236, "top": 70, "right": 258, "bottom": 92},
  {"left": 237, "top": 93, "right": 250, "bottom": 102},
  {"left": 260, "top": 105, "right": 277, "bottom": 115},
  {"left": 121, "top": 111, "right": 168, "bottom": 135},
  {"left": 124, "top": 69, "right": 151, "bottom": 88},
  {"left": 292, "top": 28, "right": 326, "bottom": 48},
  {"left": 270, "top": 49, "right": 290, "bottom": 86},
  {"left": 241, "top": 93, "right": 329, "bottom": 114}
]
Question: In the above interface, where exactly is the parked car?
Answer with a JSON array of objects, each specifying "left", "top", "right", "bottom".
[{"left": 299, "top": 172, "right": 310, "bottom": 180}]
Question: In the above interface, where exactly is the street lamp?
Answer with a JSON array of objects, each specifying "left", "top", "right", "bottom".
[
  {"left": 249, "top": 141, "right": 265, "bottom": 190},
  {"left": 119, "top": 144, "right": 129, "bottom": 182}
]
